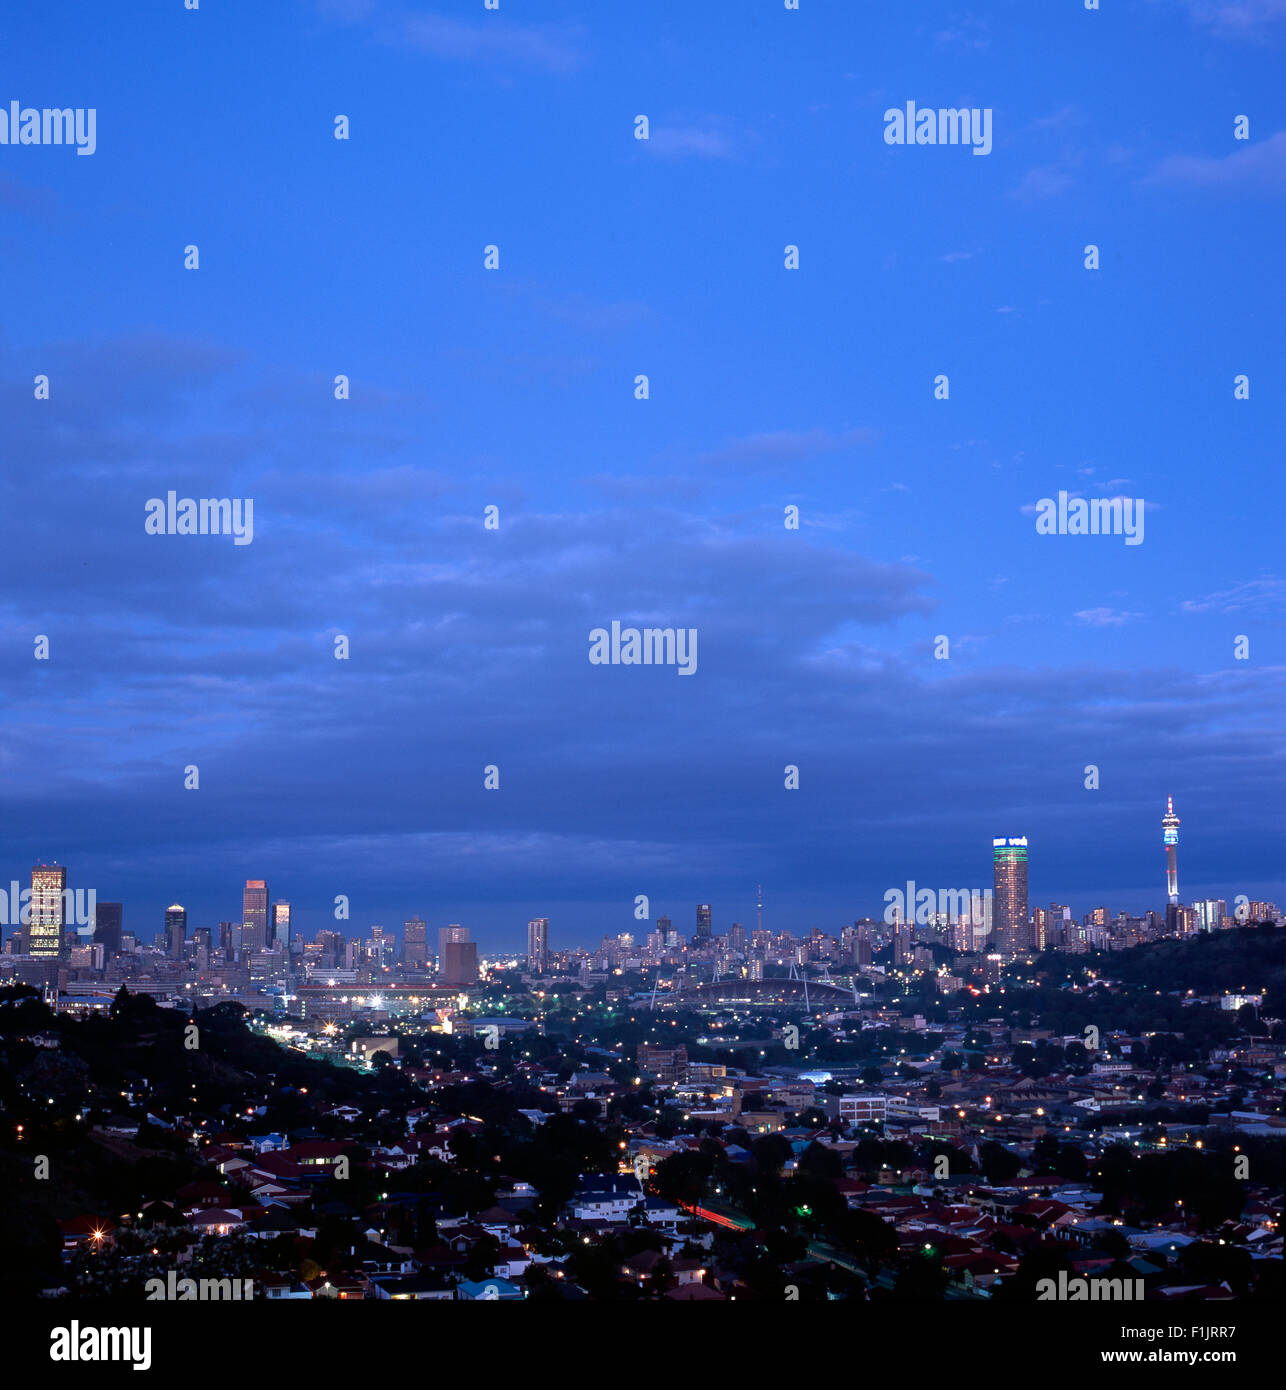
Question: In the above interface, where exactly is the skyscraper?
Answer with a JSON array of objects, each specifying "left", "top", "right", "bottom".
[
  {"left": 93, "top": 901, "right": 123, "bottom": 957},
  {"left": 695, "top": 904, "right": 712, "bottom": 941},
  {"left": 242, "top": 879, "right": 269, "bottom": 952},
  {"left": 165, "top": 904, "right": 187, "bottom": 960},
  {"left": 272, "top": 901, "right": 291, "bottom": 952},
  {"left": 527, "top": 917, "right": 549, "bottom": 973},
  {"left": 439, "top": 923, "right": 468, "bottom": 960},
  {"left": 1163, "top": 796, "right": 1181, "bottom": 904},
  {"left": 29, "top": 864, "right": 67, "bottom": 959},
  {"left": 441, "top": 937, "right": 478, "bottom": 986},
  {"left": 992, "top": 837, "right": 1029, "bottom": 958},
  {"left": 403, "top": 916, "right": 428, "bottom": 969}
]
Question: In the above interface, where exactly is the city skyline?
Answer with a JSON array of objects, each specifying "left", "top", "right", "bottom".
[
  {"left": 3, "top": 800, "right": 1277, "bottom": 956},
  {"left": 2, "top": 3, "right": 1284, "bottom": 951}
]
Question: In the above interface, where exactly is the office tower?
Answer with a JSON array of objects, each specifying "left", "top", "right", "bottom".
[
  {"left": 728, "top": 922, "right": 747, "bottom": 954},
  {"left": 527, "top": 917, "right": 549, "bottom": 974},
  {"left": 29, "top": 864, "right": 67, "bottom": 960},
  {"left": 442, "top": 939, "right": 478, "bottom": 986},
  {"left": 1193, "top": 899, "right": 1226, "bottom": 933},
  {"left": 992, "top": 837, "right": 1030, "bottom": 958},
  {"left": 217, "top": 922, "right": 234, "bottom": 962},
  {"left": 366, "top": 925, "right": 392, "bottom": 968},
  {"left": 894, "top": 919, "right": 914, "bottom": 966},
  {"left": 403, "top": 916, "right": 428, "bottom": 969},
  {"left": 855, "top": 922, "right": 873, "bottom": 967},
  {"left": 165, "top": 904, "right": 187, "bottom": 960},
  {"left": 696, "top": 904, "right": 712, "bottom": 941},
  {"left": 439, "top": 924, "right": 468, "bottom": 960},
  {"left": 242, "top": 880, "right": 269, "bottom": 951},
  {"left": 272, "top": 902, "right": 291, "bottom": 952},
  {"left": 316, "top": 928, "right": 344, "bottom": 966},
  {"left": 1033, "top": 906, "right": 1054, "bottom": 951},
  {"left": 656, "top": 915, "right": 672, "bottom": 945},
  {"left": 92, "top": 901, "right": 123, "bottom": 957},
  {"left": 1162, "top": 797, "right": 1180, "bottom": 904}
]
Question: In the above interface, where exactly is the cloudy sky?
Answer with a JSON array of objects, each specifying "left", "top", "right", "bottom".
[{"left": 1, "top": 0, "right": 1283, "bottom": 951}]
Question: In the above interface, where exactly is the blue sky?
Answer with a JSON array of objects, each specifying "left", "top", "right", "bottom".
[{"left": 1, "top": 0, "right": 1284, "bottom": 951}]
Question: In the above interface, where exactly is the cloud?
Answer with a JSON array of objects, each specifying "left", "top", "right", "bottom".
[
  {"left": 1073, "top": 607, "right": 1144, "bottom": 627},
  {"left": 695, "top": 427, "right": 876, "bottom": 472},
  {"left": 1180, "top": 578, "right": 1286, "bottom": 614},
  {"left": 1146, "top": 130, "right": 1286, "bottom": 191},
  {"left": 394, "top": 11, "right": 584, "bottom": 73},
  {"left": 645, "top": 123, "right": 737, "bottom": 160},
  {"left": 932, "top": 13, "right": 991, "bottom": 50},
  {"left": 1182, "top": 0, "right": 1286, "bottom": 37},
  {"left": 318, "top": 3, "right": 585, "bottom": 74},
  {"left": 1008, "top": 164, "right": 1076, "bottom": 201}
]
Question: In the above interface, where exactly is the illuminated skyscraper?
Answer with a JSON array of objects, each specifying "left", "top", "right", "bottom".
[
  {"left": 29, "top": 864, "right": 66, "bottom": 959},
  {"left": 165, "top": 904, "right": 187, "bottom": 959},
  {"left": 527, "top": 917, "right": 549, "bottom": 973},
  {"left": 242, "top": 879, "right": 269, "bottom": 951},
  {"left": 1162, "top": 796, "right": 1180, "bottom": 904},
  {"left": 992, "top": 837, "right": 1029, "bottom": 958},
  {"left": 403, "top": 916, "right": 428, "bottom": 969},
  {"left": 272, "top": 901, "right": 291, "bottom": 952},
  {"left": 695, "top": 904, "right": 712, "bottom": 941},
  {"left": 438, "top": 923, "right": 468, "bottom": 959}
]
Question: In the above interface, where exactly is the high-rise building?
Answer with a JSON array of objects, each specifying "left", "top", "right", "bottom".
[
  {"left": 656, "top": 915, "right": 672, "bottom": 945},
  {"left": 527, "top": 917, "right": 549, "bottom": 974},
  {"left": 992, "top": 837, "right": 1029, "bottom": 958},
  {"left": 217, "top": 922, "right": 235, "bottom": 962},
  {"left": 165, "top": 904, "right": 187, "bottom": 960},
  {"left": 1193, "top": 898, "right": 1226, "bottom": 933},
  {"left": 695, "top": 904, "right": 712, "bottom": 941},
  {"left": 29, "top": 864, "right": 67, "bottom": 959},
  {"left": 93, "top": 901, "right": 123, "bottom": 957},
  {"left": 316, "top": 928, "right": 344, "bottom": 966},
  {"left": 242, "top": 880, "right": 269, "bottom": 952},
  {"left": 1162, "top": 796, "right": 1181, "bottom": 904},
  {"left": 442, "top": 938, "right": 478, "bottom": 986},
  {"left": 855, "top": 922, "right": 873, "bottom": 967},
  {"left": 272, "top": 902, "right": 291, "bottom": 952},
  {"left": 439, "top": 924, "right": 468, "bottom": 959},
  {"left": 403, "top": 916, "right": 428, "bottom": 969}
]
